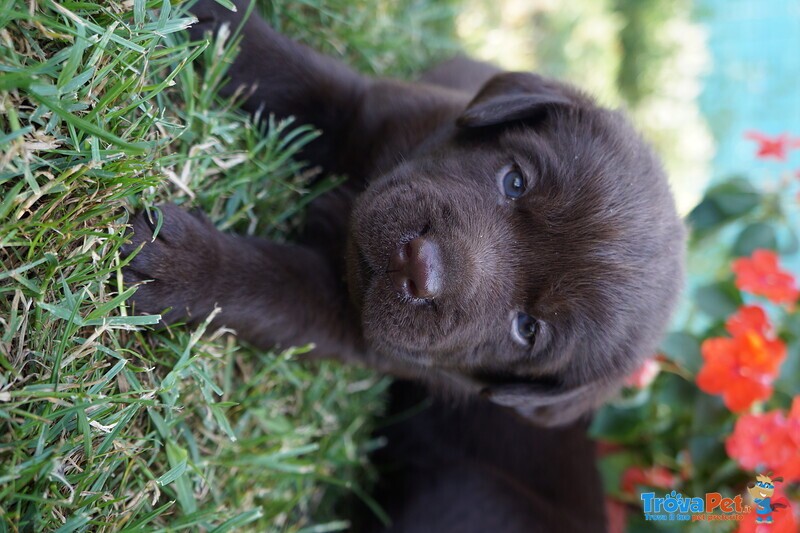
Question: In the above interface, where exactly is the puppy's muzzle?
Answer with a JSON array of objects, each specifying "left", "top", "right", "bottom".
[{"left": 388, "top": 237, "right": 443, "bottom": 299}]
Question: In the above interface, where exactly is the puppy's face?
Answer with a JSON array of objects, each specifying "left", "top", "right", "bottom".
[{"left": 347, "top": 73, "right": 685, "bottom": 424}]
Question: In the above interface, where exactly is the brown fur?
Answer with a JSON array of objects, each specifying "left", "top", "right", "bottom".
[{"left": 352, "top": 380, "right": 607, "bottom": 532}]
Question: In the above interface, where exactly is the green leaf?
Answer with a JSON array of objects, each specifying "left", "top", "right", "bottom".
[
  {"left": 687, "top": 198, "right": 725, "bottom": 232},
  {"left": 688, "top": 177, "right": 761, "bottom": 235},
  {"left": 733, "top": 222, "right": 777, "bottom": 257},
  {"left": 0, "top": 72, "right": 33, "bottom": 91},
  {"left": 0, "top": 257, "right": 49, "bottom": 281},
  {"left": 652, "top": 373, "right": 698, "bottom": 417},
  {"left": 784, "top": 313, "right": 800, "bottom": 339},
  {"left": 166, "top": 440, "right": 196, "bottom": 514},
  {"left": 157, "top": 457, "right": 188, "bottom": 487},
  {"left": 688, "top": 434, "right": 726, "bottom": 479},
  {"left": 659, "top": 331, "right": 702, "bottom": 373},
  {"left": 53, "top": 513, "right": 90, "bottom": 533},
  {"left": 210, "top": 509, "right": 265, "bottom": 533},
  {"left": 776, "top": 342, "right": 800, "bottom": 396},
  {"left": 87, "top": 359, "right": 128, "bottom": 395},
  {"left": 590, "top": 404, "right": 648, "bottom": 443},
  {"left": 693, "top": 282, "right": 742, "bottom": 321},
  {"left": 118, "top": 502, "right": 175, "bottom": 532},
  {"left": 707, "top": 177, "right": 760, "bottom": 218},
  {"left": 134, "top": 0, "right": 146, "bottom": 26}
]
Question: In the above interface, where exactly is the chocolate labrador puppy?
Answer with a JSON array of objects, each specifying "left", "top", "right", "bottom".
[{"left": 123, "top": 0, "right": 684, "bottom": 428}]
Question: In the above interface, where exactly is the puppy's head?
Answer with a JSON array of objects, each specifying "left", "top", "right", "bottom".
[{"left": 348, "top": 72, "right": 685, "bottom": 426}]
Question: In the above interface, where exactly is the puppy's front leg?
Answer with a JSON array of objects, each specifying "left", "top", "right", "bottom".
[
  {"left": 188, "top": 0, "right": 367, "bottom": 174},
  {"left": 188, "top": 0, "right": 467, "bottom": 182},
  {"left": 122, "top": 204, "right": 360, "bottom": 359}
]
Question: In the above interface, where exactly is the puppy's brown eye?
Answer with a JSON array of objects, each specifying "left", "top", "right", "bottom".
[
  {"left": 502, "top": 169, "right": 526, "bottom": 198},
  {"left": 512, "top": 312, "right": 538, "bottom": 346}
]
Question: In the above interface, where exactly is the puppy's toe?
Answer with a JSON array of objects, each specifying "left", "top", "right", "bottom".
[
  {"left": 146, "top": 203, "right": 203, "bottom": 245},
  {"left": 187, "top": 0, "right": 249, "bottom": 41},
  {"left": 121, "top": 209, "right": 167, "bottom": 288},
  {"left": 126, "top": 278, "right": 179, "bottom": 322},
  {"left": 121, "top": 203, "right": 222, "bottom": 322}
]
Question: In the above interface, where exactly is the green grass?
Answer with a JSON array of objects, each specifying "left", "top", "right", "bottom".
[{"left": 0, "top": 0, "right": 459, "bottom": 530}]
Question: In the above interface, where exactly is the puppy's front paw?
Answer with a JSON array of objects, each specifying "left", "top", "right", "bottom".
[{"left": 122, "top": 204, "right": 223, "bottom": 324}]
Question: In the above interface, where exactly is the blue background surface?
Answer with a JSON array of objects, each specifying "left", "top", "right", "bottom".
[
  {"left": 698, "top": 0, "right": 800, "bottom": 181},
  {"left": 670, "top": 0, "right": 800, "bottom": 330}
]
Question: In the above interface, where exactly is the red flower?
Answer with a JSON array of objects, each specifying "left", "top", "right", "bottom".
[
  {"left": 726, "top": 397, "right": 800, "bottom": 483},
  {"left": 726, "top": 305, "right": 772, "bottom": 338},
  {"left": 744, "top": 131, "right": 795, "bottom": 161},
  {"left": 732, "top": 250, "right": 799, "bottom": 305},
  {"left": 625, "top": 357, "right": 661, "bottom": 389},
  {"left": 696, "top": 305, "right": 786, "bottom": 412}
]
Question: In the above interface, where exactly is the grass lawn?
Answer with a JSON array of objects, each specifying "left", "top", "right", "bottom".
[
  {"left": 1, "top": 0, "right": 707, "bottom": 531},
  {"left": 0, "top": 0, "right": 458, "bottom": 530}
]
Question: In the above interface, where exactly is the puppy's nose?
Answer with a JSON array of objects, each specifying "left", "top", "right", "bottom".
[{"left": 388, "top": 237, "right": 443, "bottom": 299}]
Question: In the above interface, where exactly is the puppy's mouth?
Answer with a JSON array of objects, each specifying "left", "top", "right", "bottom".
[{"left": 348, "top": 220, "right": 458, "bottom": 352}]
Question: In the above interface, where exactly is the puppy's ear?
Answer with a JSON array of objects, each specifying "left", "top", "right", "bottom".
[
  {"left": 481, "top": 378, "right": 617, "bottom": 427},
  {"left": 457, "top": 72, "right": 575, "bottom": 128}
]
